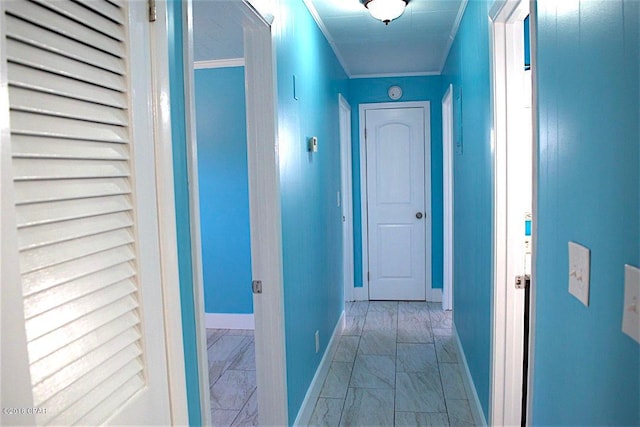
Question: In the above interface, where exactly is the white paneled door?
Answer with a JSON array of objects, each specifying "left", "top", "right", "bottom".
[
  {"left": 1, "top": 1, "right": 173, "bottom": 425},
  {"left": 366, "top": 107, "right": 428, "bottom": 301}
]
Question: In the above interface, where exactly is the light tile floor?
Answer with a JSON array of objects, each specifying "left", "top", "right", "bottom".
[
  {"left": 206, "top": 328, "right": 258, "bottom": 427},
  {"left": 309, "top": 301, "right": 475, "bottom": 427}
]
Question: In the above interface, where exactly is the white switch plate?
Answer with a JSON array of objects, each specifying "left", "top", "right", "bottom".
[
  {"left": 568, "top": 241, "right": 590, "bottom": 306},
  {"left": 315, "top": 330, "right": 320, "bottom": 353},
  {"left": 622, "top": 265, "right": 640, "bottom": 344}
]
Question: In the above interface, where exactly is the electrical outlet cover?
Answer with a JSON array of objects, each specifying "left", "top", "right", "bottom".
[
  {"left": 568, "top": 241, "right": 590, "bottom": 306},
  {"left": 622, "top": 265, "right": 640, "bottom": 343}
]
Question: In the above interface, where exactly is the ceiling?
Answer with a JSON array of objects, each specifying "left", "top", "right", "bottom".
[
  {"left": 192, "top": 0, "right": 466, "bottom": 77},
  {"left": 306, "top": 0, "right": 465, "bottom": 77}
]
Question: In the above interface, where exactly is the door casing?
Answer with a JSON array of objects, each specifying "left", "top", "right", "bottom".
[
  {"left": 442, "top": 85, "right": 454, "bottom": 311},
  {"left": 339, "top": 94, "right": 355, "bottom": 302},
  {"left": 358, "top": 101, "right": 434, "bottom": 302}
]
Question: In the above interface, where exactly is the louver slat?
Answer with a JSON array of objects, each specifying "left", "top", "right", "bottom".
[
  {"left": 6, "top": 15, "right": 125, "bottom": 75},
  {"left": 7, "top": 40, "right": 126, "bottom": 92},
  {"left": 4, "top": 1, "right": 125, "bottom": 57},
  {"left": 9, "top": 64, "right": 126, "bottom": 109},
  {"left": 31, "top": 0, "right": 125, "bottom": 41},
  {"left": 7, "top": 1, "right": 149, "bottom": 423},
  {"left": 9, "top": 86, "right": 128, "bottom": 125},
  {"left": 16, "top": 195, "right": 132, "bottom": 228},
  {"left": 28, "top": 296, "right": 138, "bottom": 363},
  {"left": 14, "top": 178, "right": 131, "bottom": 204}
]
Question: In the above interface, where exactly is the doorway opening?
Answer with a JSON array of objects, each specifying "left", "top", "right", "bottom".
[
  {"left": 489, "top": 0, "right": 535, "bottom": 425},
  {"left": 442, "top": 84, "right": 454, "bottom": 312},
  {"left": 183, "top": 1, "right": 287, "bottom": 425},
  {"left": 339, "top": 95, "right": 355, "bottom": 303},
  {"left": 358, "top": 102, "right": 433, "bottom": 301}
]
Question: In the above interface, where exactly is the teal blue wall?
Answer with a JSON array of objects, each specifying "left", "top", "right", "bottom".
[
  {"left": 441, "top": 0, "right": 493, "bottom": 418},
  {"left": 533, "top": 1, "right": 639, "bottom": 424},
  {"left": 167, "top": 0, "right": 201, "bottom": 424},
  {"left": 194, "top": 67, "right": 253, "bottom": 315},
  {"left": 273, "top": 1, "right": 349, "bottom": 422},
  {"left": 348, "top": 77, "right": 446, "bottom": 291}
]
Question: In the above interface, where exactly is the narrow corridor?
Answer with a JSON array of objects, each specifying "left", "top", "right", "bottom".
[{"left": 309, "top": 301, "right": 475, "bottom": 426}]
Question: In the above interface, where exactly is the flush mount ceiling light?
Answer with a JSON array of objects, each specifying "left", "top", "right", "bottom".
[{"left": 363, "top": 0, "right": 408, "bottom": 25}]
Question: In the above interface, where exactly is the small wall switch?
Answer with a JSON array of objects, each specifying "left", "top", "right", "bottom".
[
  {"left": 568, "top": 241, "right": 590, "bottom": 306},
  {"left": 622, "top": 265, "right": 640, "bottom": 343},
  {"left": 315, "top": 330, "right": 320, "bottom": 353}
]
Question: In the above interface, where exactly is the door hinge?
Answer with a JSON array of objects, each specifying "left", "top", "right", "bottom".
[
  {"left": 148, "top": 0, "right": 157, "bottom": 22},
  {"left": 367, "top": 272, "right": 370, "bottom": 282},
  {"left": 364, "top": 128, "right": 367, "bottom": 140},
  {"left": 252, "top": 280, "right": 262, "bottom": 294},
  {"left": 515, "top": 274, "right": 530, "bottom": 289}
]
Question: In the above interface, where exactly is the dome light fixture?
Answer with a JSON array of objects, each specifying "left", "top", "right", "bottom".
[{"left": 364, "top": 0, "right": 408, "bottom": 25}]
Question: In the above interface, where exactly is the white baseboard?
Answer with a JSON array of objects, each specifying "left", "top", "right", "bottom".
[
  {"left": 352, "top": 286, "right": 368, "bottom": 301},
  {"left": 427, "top": 287, "right": 443, "bottom": 302},
  {"left": 453, "top": 324, "right": 488, "bottom": 426},
  {"left": 205, "top": 313, "right": 255, "bottom": 330},
  {"left": 293, "top": 311, "right": 346, "bottom": 426}
]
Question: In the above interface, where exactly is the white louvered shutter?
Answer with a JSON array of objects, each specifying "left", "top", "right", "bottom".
[{"left": 1, "top": 0, "right": 171, "bottom": 425}]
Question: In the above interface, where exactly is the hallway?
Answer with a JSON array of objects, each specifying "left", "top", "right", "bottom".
[{"left": 309, "top": 301, "right": 475, "bottom": 426}]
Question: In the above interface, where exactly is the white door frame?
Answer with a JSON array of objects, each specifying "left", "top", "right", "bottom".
[
  {"left": 358, "top": 101, "right": 433, "bottom": 301},
  {"left": 339, "top": 94, "right": 355, "bottom": 302},
  {"left": 183, "top": 1, "right": 288, "bottom": 425},
  {"left": 489, "top": 0, "right": 535, "bottom": 425},
  {"left": 442, "top": 85, "right": 454, "bottom": 311}
]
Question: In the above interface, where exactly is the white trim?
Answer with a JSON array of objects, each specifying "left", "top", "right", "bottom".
[
  {"left": 193, "top": 58, "right": 245, "bottom": 69},
  {"left": 182, "top": 1, "right": 212, "bottom": 424},
  {"left": 359, "top": 101, "right": 432, "bottom": 301},
  {"left": 453, "top": 324, "right": 488, "bottom": 427},
  {"left": 205, "top": 314, "right": 256, "bottom": 330},
  {"left": 150, "top": 2, "right": 189, "bottom": 423},
  {"left": 339, "top": 94, "right": 355, "bottom": 302},
  {"left": 489, "top": 1, "right": 533, "bottom": 426},
  {"left": 350, "top": 71, "right": 441, "bottom": 79},
  {"left": 242, "top": 4, "right": 289, "bottom": 425},
  {"left": 442, "top": 84, "right": 454, "bottom": 311},
  {"left": 301, "top": 0, "right": 352, "bottom": 76},
  {"left": 293, "top": 312, "right": 345, "bottom": 426},
  {"left": 426, "top": 288, "right": 443, "bottom": 303},
  {"left": 439, "top": 0, "right": 469, "bottom": 73}
]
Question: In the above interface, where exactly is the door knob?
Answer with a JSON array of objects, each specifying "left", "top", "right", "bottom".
[{"left": 416, "top": 212, "right": 423, "bottom": 219}]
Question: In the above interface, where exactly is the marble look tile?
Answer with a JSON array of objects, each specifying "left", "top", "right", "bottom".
[
  {"left": 210, "top": 370, "right": 257, "bottom": 410},
  {"left": 446, "top": 399, "right": 474, "bottom": 426},
  {"left": 225, "top": 329, "right": 255, "bottom": 336},
  {"left": 395, "top": 411, "right": 450, "bottom": 426},
  {"left": 363, "top": 311, "right": 396, "bottom": 331},
  {"left": 320, "top": 362, "right": 352, "bottom": 399},
  {"left": 344, "top": 316, "right": 365, "bottom": 336},
  {"left": 429, "top": 310, "right": 453, "bottom": 336},
  {"left": 309, "top": 398, "right": 344, "bottom": 427},
  {"left": 211, "top": 409, "right": 239, "bottom": 427},
  {"left": 397, "top": 319, "right": 433, "bottom": 344},
  {"left": 346, "top": 301, "right": 369, "bottom": 316},
  {"left": 396, "top": 343, "right": 438, "bottom": 373},
  {"left": 435, "top": 335, "right": 458, "bottom": 363},
  {"left": 440, "top": 363, "right": 467, "bottom": 400},
  {"left": 340, "top": 388, "right": 394, "bottom": 427},
  {"left": 350, "top": 354, "right": 395, "bottom": 389},
  {"left": 398, "top": 302, "right": 431, "bottom": 323},
  {"left": 395, "top": 370, "right": 446, "bottom": 413},
  {"left": 207, "top": 329, "right": 228, "bottom": 348},
  {"left": 368, "top": 301, "right": 398, "bottom": 314},
  {"left": 333, "top": 336, "right": 360, "bottom": 363},
  {"left": 208, "top": 335, "right": 252, "bottom": 384},
  {"left": 358, "top": 330, "right": 396, "bottom": 356},
  {"left": 231, "top": 389, "right": 258, "bottom": 426},
  {"left": 229, "top": 339, "right": 255, "bottom": 371}
]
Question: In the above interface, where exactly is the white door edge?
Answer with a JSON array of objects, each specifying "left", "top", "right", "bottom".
[
  {"left": 442, "top": 84, "right": 454, "bottom": 311},
  {"left": 339, "top": 94, "right": 354, "bottom": 302},
  {"left": 489, "top": 0, "right": 534, "bottom": 425},
  {"left": 181, "top": 1, "right": 288, "bottom": 425},
  {"left": 181, "top": 0, "right": 212, "bottom": 424},
  {"left": 358, "top": 101, "right": 432, "bottom": 301}
]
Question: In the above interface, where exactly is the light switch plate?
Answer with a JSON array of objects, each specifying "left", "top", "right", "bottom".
[
  {"left": 568, "top": 241, "right": 590, "bottom": 306},
  {"left": 622, "top": 265, "right": 640, "bottom": 343}
]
